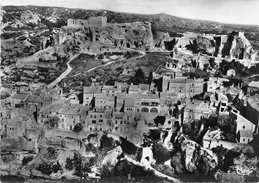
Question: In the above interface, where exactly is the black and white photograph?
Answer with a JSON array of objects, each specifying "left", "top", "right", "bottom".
[{"left": 1, "top": 0, "right": 259, "bottom": 182}]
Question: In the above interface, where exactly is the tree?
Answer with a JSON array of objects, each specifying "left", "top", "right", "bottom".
[
  {"left": 128, "top": 68, "right": 146, "bottom": 85},
  {"left": 152, "top": 142, "right": 170, "bottom": 164},
  {"left": 73, "top": 123, "right": 83, "bottom": 133},
  {"left": 44, "top": 116, "right": 59, "bottom": 129},
  {"left": 135, "top": 68, "right": 145, "bottom": 81},
  {"left": 147, "top": 71, "right": 153, "bottom": 85},
  {"left": 154, "top": 116, "right": 166, "bottom": 127}
]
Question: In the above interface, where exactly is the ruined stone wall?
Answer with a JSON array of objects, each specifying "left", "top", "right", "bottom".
[
  {"left": 67, "top": 18, "right": 89, "bottom": 27},
  {"left": 88, "top": 16, "right": 107, "bottom": 28}
]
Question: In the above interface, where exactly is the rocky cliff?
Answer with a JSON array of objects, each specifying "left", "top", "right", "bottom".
[{"left": 185, "top": 32, "right": 257, "bottom": 61}]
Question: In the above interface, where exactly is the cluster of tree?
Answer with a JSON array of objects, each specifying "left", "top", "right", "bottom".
[
  {"left": 182, "top": 119, "right": 205, "bottom": 144},
  {"left": 100, "top": 134, "right": 117, "bottom": 150},
  {"left": 44, "top": 116, "right": 59, "bottom": 129},
  {"left": 65, "top": 152, "right": 93, "bottom": 178},
  {"left": 218, "top": 59, "right": 249, "bottom": 77},
  {"left": 128, "top": 68, "right": 153, "bottom": 85},
  {"left": 73, "top": 123, "right": 83, "bottom": 133},
  {"left": 212, "top": 146, "right": 242, "bottom": 172},
  {"left": 207, "top": 115, "right": 236, "bottom": 142},
  {"left": 37, "top": 161, "right": 62, "bottom": 175},
  {"left": 152, "top": 142, "right": 171, "bottom": 164},
  {"left": 22, "top": 156, "right": 33, "bottom": 166}
]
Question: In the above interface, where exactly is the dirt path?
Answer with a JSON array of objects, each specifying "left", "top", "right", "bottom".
[
  {"left": 48, "top": 48, "right": 146, "bottom": 88},
  {"left": 47, "top": 53, "right": 80, "bottom": 88}
]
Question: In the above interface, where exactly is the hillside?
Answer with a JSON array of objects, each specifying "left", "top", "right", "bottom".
[{"left": 2, "top": 6, "right": 259, "bottom": 36}]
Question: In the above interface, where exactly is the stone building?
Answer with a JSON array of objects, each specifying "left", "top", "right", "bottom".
[
  {"left": 67, "top": 16, "right": 107, "bottom": 28},
  {"left": 87, "top": 108, "right": 107, "bottom": 131},
  {"left": 83, "top": 86, "right": 102, "bottom": 106},
  {"left": 183, "top": 100, "right": 211, "bottom": 123},
  {"left": 162, "top": 76, "right": 204, "bottom": 98}
]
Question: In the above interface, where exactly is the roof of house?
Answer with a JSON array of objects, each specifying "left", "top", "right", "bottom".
[
  {"left": 141, "top": 94, "right": 159, "bottom": 100},
  {"left": 92, "top": 107, "right": 105, "bottom": 113},
  {"left": 239, "top": 130, "right": 253, "bottom": 139},
  {"left": 125, "top": 98, "right": 135, "bottom": 108},
  {"left": 11, "top": 94, "right": 28, "bottom": 100},
  {"left": 83, "top": 86, "right": 102, "bottom": 94},
  {"left": 218, "top": 93, "right": 228, "bottom": 102},
  {"left": 129, "top": 85, "right": 139, "bottom": 92},
  {"left": 58, "top": 103, "right": 89, "bottom": 116},
  {"left": 248, "top": 81, "right": 259, "bottom": 89},
  {"left": 116, "top": 93, "right": 126, "bottom": 99},
  {"left": 185, "top": 100, "right": 203, "bottom": 110},
  {"left": 7, "top": 116, "right": 22, "bottom": 127},
  {"left": 102, "top": 86, "right": 119, "bottom": 91},
  {"left": 139, "top": 84, "right": 149, "bottom": 92},
  {"left": 95, "top": 94, "right": 109, "bottom": 99},
  {"left": 24, "top": 95, "right": 39, "bottom": 103},
  {"left": 11, "top": 108, "right": 34, "bottom": 115},
  {"left": 114, "top": 112, "right": 124, "bottom": 119}
]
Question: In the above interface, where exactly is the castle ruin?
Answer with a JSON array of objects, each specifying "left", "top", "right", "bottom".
[{"left": 67, "top": 16, "right": 107, "bottom": 28}]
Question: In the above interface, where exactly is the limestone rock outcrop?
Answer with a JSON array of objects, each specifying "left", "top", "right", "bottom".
[{"left": 185, "top": 32, "right": 257, "bottom": 61}]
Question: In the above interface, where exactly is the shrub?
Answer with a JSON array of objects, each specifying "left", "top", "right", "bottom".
[
  {"left": 152, "top": 142, "right": 170, "bottom": 164},
  {"left": 22, "top": 156, "right": 33, "bottom": 166},
  {"left": 73, "top": 123, "right": 83, "bottom": 133}
]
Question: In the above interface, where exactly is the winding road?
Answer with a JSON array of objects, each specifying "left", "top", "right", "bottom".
[
  {"left": 48, "top": 53, "right": 80, "bottom": 88},
  {"left": 48, "top": 48, "right": 146, "bottom": 88}
]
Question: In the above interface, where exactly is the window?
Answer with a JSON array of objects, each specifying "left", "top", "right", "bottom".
[
  {"left": 243, "top": 126, "right": 245, "bottom": 129},
  {"left": 168, "top": 121, "right": 171, "bottom": 124},
  {"left": 137, "top": 109, "right": 140, "bottom": 112},
  {"left": 92, "top": 120, "right": 96, "bottom": 124},
  {"left": 150, "top": 108, "right": 158, "bottom": 113},
  {"left": 100, "top": 128, "right": 102, "bottom": 131},
  {"left": 94, "top": 115, "right": 96, "bottom": 118},
  {"left": 115, "top": 120, "right": 117, "bottom": 124},
  {"left": 189, "top": 116, "right": 192, "bottom": 119},
  {"left": 243, "top": 138, "right": 245, "bottom": 142},
  {"left": 120, "top": 121, "right": 123, "bottom": 124},
  {"left": 90, "top": 127, "right": 92, "bottom": 131},
  {"left": 99, "top": 119, "right": 103, "bottom": 123},
  {"left": 141, "top": 107, "right": 149, "bottom": 113},
  {"left": 100, "top": 115, "right": 102, "bottom": 118},
  {"left": 90, "top": 115, "right": 92, "bottom": 118}
]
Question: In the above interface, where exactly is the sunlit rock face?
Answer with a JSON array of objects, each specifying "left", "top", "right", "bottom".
[
  {"left": 100, "top": 21, "right": 154, "bottom": 50},
  {"left": 185, "top": 32, "right": 257, "bottom": 61}
]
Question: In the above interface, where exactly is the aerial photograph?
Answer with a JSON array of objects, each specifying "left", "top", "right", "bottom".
[{"left": 1, "top": 0, "right": 259, "bottom": 182}]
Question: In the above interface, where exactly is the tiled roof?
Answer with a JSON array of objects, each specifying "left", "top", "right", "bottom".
[
  {"left": 95, "top": 94, "right": 108, "bottom": 99},
  {"left": 114, "top": 113, "right": 124, "bottom": 119},
  {"left": 125, "top": 98, "right": 135, "bottom": 107},
  {"left": 24, "top": 95, "right": 39, "bottom": 103},
  {"left": 83, "top": 86, "right": 101, "bottom": 94},
  {"left": 139, "top": 84, "right": 149, "bottom": 91},
  {"left": 129, "top": 85, "right": 139, "bottom": 92},
  {"left": 11, "top": 94, "right": 28, "bottom": 100}
]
